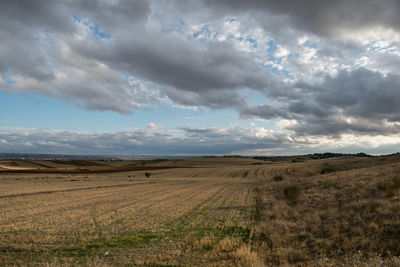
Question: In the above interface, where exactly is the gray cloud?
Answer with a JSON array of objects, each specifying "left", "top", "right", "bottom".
[
  {"left": 66, "top": 31, "right": 277, "bottom": 109},
  {"left": 70, "top": 0, "right": 151, "bottom": 31},
  {"left": 0, "top": 0, "right": 162, "bottom": 114},
  {"left": 2, "top": 126, "right": 399, "bottom": 156},
  {"left": 0, "top": 0, "right": 63, "bottom": 81},
  {"left": 242, "top": 68, "right": 400, "bottom": 136},
  {"left": 0, "top": 0, "right": 283, "bottom": 112},
  {"left": 182, "top": 0, "right": 400, "bottom": 38},
  {"left": 318, "top": 69, "right": 400, "bottom": 119},
  {"left": 0, "top": 126, "right": 294, "bottom": 155}
]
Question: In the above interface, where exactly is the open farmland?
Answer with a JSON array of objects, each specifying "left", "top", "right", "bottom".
[{"left": 0, "top": 156, "right": 400, "bottom": 266}]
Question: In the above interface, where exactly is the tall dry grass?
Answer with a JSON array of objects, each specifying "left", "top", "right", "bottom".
[{"left": 253, "top": 157, "right": 400, "bottom": 266}]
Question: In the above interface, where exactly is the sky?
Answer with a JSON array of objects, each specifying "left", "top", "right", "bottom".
[{"left": 1, "top": 0, "right": 400, "bottom": 156}]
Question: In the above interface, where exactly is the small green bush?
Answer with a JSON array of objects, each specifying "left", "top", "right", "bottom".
[
  {"left": 273, "top": 175, "right": 283, "bottom": 181},
  {"left": 283, "top": 184, "right": 302, "bottom": 201},
  {"left": 145, "top": 172, "right": 151, "bottom": 178}
]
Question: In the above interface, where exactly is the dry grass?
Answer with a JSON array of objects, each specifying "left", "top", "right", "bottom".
[
  {"left": 1, "top": 155, "right": 400, "bottom": 266},
  {"left": 233, "top": 244, "right": 265, "bottom": 267},
  {"left": 194, "top": 236, "right": 217, "bottom": 250},
  {"left": 252, "top": 155, "right": 400, "bottom": 266},
  {"left": 218, "top": 237, "right": 240, "bottom": 252}
]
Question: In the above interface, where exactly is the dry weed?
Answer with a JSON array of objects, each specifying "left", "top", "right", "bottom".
[
  {"left": 193, "top": 236, "right": 216, "bottom": 250},
  {"left": 233, "top": 244, "right": 265, "bottom": 267},
  {"left": 217, "top": 237, "right": 240, "bottom": 252}
]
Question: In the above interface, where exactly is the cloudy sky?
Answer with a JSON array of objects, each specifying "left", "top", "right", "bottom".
[{"left": 1, "top": 0, "right": 400, "bottom": 156}]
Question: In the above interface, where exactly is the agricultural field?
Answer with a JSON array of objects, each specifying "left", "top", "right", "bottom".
[{"left": 0, "top": 156, "right": 399, "bottom": 266}]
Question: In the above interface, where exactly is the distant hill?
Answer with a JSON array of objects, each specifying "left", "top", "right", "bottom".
[{"left": 252, "top": 152, "right": 374, "bottom": 162}]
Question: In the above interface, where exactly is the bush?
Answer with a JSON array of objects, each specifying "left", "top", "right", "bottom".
[
  {"left": 145, "top": 172, "right": 151, "bottom": 178},
  {"left": 283, "top": 184, "right": 302, "bottom": 201},
  {"left": 320, "top": 166, "right": 336, "bottom": 174},
  {"left": 273, "top": 175, "right": 283, "bottom": 181},
  {"left": 377, "top": 177, "right": 400, "bottom": 197}
]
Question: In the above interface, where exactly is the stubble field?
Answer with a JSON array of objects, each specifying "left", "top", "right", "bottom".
[{"left": 0, "top": 156, "right": 399, "bottom": 266}]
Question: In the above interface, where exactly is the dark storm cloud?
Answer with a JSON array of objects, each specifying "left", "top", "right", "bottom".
[
  {"left": 242, "top": 68, "right": 400, "bottom": 136},
  {"left": 184, "top": 0, "right": 400, "bottom": 37},
  {"left": 318, "top": 68, "right": 400, "bottom": 119}
]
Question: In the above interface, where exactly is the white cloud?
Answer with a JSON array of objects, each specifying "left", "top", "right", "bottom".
[
  {"left": 276, "top": 119, "right": 298, "bottom": 129},
  {"left": 274, "top": 46, "right": 289, "bottom": 58},
  {"left": 147, "top": 123, "right": 164, "bottom": 130}
]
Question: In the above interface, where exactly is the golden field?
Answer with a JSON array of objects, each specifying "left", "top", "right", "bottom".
[{"left": 0, "top": 156, "right": 399, "bottom": 266}]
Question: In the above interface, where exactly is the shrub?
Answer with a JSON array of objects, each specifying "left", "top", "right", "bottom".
[
  {"left": 145, "top": 172, "right": 151, "bottom": 178},
  {"left": 320, "top": 166, "right": 336, "bottom": 174},
  {"left": 377, "top": 177, "right": 400, "bottom": 197},
  {"left": 273, "top": 175, "right": 283, "bottom": 181},
  {"left": 283, "top": 184, "right": 302, "bottom": 201}
]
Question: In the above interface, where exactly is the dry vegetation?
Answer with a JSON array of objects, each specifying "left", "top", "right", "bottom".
[
  {"left": 0, "top": 155, "right": 399, "bottom": 266},
  {"left": 253, "top": 155, "right": 400, "bottom": 266}
]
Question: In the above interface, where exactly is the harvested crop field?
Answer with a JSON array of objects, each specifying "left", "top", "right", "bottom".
[
  {"left": 0, "top": 156, "right": 400, "bottom": 266},
  {"left": 0, "top": 158, "right": 262, "bottom": 266}
]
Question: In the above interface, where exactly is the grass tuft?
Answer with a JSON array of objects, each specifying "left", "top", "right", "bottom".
[
  {"left": 283, "top": 184, "right": 302, "bottom": 201},
  {"left": 377, "top": 177, "right": 400, "bottom": 197}
]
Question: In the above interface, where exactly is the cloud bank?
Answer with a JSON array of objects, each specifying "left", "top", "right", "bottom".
[{"left": 2, "top": 126, "right": 399, "bottom": 156}]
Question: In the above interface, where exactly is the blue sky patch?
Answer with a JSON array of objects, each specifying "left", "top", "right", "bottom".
[
  {"left": 303, "top": 40, "right": 318, "bottom": 48},
  {"left": 2, "top": 74, "right": 16, "bottom": 85}
]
